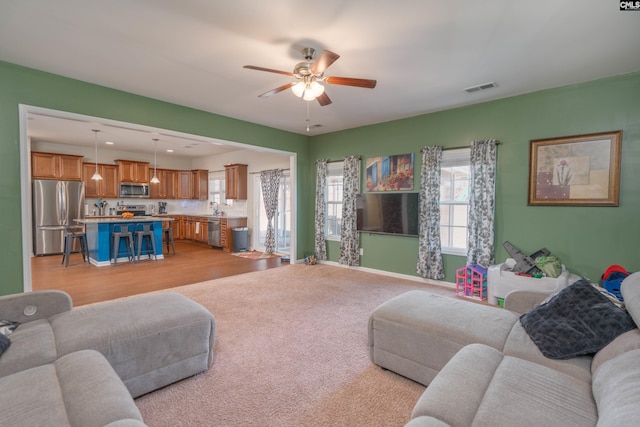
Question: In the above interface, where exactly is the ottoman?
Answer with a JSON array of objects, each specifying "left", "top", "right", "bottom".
[
  {"left": 50, "top": 292, "right": 216, "bottom": 397},
  {"left": 368, "top": 290, "right": 517, "bottom": 386}
]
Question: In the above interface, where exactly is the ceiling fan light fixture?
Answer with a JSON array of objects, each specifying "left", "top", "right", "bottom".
[
  {"left": 303, "top": 89, "right": 316, "bottom": 101},
  {"left": 291, "top": 81, "right": 306, "bottom": 97},
  {"left": 309, "top": 81, "right": 325, "bottom": 97}
]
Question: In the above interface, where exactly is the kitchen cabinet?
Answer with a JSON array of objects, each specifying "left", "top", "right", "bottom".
[
  {"left": 32, "top": 151, "right": 83, "bottom": 180},
  {"left": 220, "top": 217, "right": 248, "bottom": 252},
  {"left": 177, "top": 171, "right": 192, "bottom": 199},
  {"left": 83, "top": 163, "right": 118, "bottom": 198},
  {"left": 116, "top": 160, "right": 149, "bottom": 183},
  {"left": 192, "top": 169, "right": 208, "bottom": 201},
  {"left": 150, "top": 169, "right": 178, "bottom": 199},
  {"left": 176, "top": 169, "right": 208, "bottom": 200},
  {"left": 224, "top": 164, "right": 247, "bottom": 200}
]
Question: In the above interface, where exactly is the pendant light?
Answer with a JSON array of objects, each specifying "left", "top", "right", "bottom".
[
  {"left": 91, "top": 129, "right": 102, "bottom": 181},
  {"left": 150, "top": 138, "right": 160, "bottom": 184}
]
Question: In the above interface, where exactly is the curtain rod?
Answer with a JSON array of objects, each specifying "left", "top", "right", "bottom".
[
  {"left": 249, "top": 168, "right": 290, "bottom": 175},
  {"left": 442, "top": 141, "right": 502, "bottom": 151}
]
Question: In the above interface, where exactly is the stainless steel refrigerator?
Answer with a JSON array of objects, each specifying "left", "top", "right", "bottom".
[{"left": 32, "top": 179, "right": 85, "bottom": 256}]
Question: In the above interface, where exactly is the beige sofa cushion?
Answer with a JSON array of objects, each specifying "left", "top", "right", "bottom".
[
  {"left": 0, "top": 350, "right": 145, "bottom": 427},
  {"left": 592, "top": 348, "right": 640, "bottom": 427},
  {"left": 503, "top": 321, "right": 592, "bottom": 382},
  {"left": 0, "top": 319, "right": 57, "bottom": 377},
  {"left": 411, "top": 343, "right": 597, "bottom": 427}
]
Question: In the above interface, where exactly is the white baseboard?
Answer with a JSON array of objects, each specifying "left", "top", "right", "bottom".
[{"left": 315, "top": 260, "right": 456, "bottom": 290}]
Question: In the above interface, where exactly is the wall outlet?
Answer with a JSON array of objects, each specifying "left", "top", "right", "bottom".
[{"left": 359, "top": 248, "right": 364, "bottom": 256}]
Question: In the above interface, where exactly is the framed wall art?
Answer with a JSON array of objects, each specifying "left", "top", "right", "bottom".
[
  {"left": 528, "top": 130, "right": 622, "bottom": 206},
  {"left": 365, "top": 153, "right": 414, "bottom": 191}
]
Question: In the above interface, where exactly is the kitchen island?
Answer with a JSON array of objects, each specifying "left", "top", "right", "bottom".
[{"left": 75, "top": 216, "right": 174, "bottom": 266}]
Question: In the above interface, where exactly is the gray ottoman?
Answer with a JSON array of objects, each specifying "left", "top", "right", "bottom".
[
  {"left": 368, "top": 290, "right": 517, "bottom": 386},
  {"left": 50, "top": 292, "right": 216, "bottom": 397}
]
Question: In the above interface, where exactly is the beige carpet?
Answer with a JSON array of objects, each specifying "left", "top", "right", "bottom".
[{"left": 135, "top": 264, "right": 454, "bottom": 427}]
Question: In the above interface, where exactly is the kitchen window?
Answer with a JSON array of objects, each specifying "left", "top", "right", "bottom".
[
  {"left": 440, "top": 148, "right": 470, "bottom": 255},
  {"left": 325, "top": 161, "right": 344, "bottom": 241},
  {"left": 209, "top": 171, "right": 227, "bottom": 209}
]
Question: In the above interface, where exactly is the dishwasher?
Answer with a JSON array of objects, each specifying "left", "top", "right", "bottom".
[{"left": 208, "top": 219, "right": 221, "bottom": 247}]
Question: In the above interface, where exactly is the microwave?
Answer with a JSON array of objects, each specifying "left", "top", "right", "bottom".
[{"left": 119, "top": 183, "right": 149, "bottom": 198}]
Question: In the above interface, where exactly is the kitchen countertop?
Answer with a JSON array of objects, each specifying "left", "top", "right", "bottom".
[
  {"left": 76, "top": 216, "right": 175, "bottom": 223},
  {"left": 154, "top": 214, "right": 247, "bottom": 220}
]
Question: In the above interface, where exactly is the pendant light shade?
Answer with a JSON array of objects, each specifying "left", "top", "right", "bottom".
[
  {"left": 91, "top": 129, "right": 103, "bottom": 181},
  {"left": 150, "top": 138, "right": 160, "bottom": 184}
]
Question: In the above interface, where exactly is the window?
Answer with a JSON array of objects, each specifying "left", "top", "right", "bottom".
[
  {"left": 208, "top": 171, "right": 226, "bottom": 211},
  {"left": 325, "top": 161, "right": 344, "bottom": 241},
  {"left": 440, "top": 148, "right": 470, "bottom": 255}
]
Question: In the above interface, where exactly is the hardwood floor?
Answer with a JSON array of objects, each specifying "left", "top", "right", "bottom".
[{"left": 31, "top": 241, "right": 285, "bottom": 306}]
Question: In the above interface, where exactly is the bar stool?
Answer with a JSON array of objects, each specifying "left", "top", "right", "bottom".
[
  {"left": 112, "top": 224, "right": 134, "bottom": 265},
  {"left": 163, "top": 223, "right": 176, "bottom": 255},
  {"left": 135, "top": 223, "right": 157, "bottom": 262},
  {"left": 61, "top": 225, "right": 88, "bottom": 267}
]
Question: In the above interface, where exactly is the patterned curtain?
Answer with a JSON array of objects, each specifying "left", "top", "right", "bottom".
[
  {"left": 416, "top": 146, "right": 445, "bottom": 279},
  {"left": 314, "top": 160, "right": 328, "bottom": 260},
  {"left": 338, "top": 156, "right": 360, "bottom": 266},
  {"left": 260, "top": 169, "right": 282, "bottom": 254},
  {"left": 467, "top": 140, "right": 498, "bottom": 268}
]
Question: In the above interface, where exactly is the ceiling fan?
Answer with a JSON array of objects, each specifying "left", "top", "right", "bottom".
[{"left": 243, "top": 47, "right": 376, "bottom": 106}]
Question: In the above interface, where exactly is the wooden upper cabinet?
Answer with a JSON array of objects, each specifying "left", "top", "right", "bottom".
[
  {"left": 116, "top": 160, "right": 150, "bottom": 183},
  {"left": 150, "top": 169, "right": 178, "bottom": 199},
  {"left": 177, "top": 171, "right": 192, "bottom": 199},
  {"left": 83, "top": 163, "right": 119, "bottom": 198},
  {"left": 225, "top": 164, "right": 248, "bottom": 200},
  {"left": 191, "top": 169, "right": 208, "bottom": 201},
  {"left": 32, "top": 151, "right": 83, "bottom": 180}
]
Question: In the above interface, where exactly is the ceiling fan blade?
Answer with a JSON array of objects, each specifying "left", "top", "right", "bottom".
[
  {"left": 243, "top": 65, "right": 294, "bottom": 77},
  {"left": 316, "top": 92, "right": 332, "bottom": 107},
  {"left": 258, "top": 82, "right": 296, "bottom": 98},
  {"left": 310, "top": 50, "right": 340, "bottom": 75},
  {"left": 324, "top": 76, "right": 377, "bottom": 89}
]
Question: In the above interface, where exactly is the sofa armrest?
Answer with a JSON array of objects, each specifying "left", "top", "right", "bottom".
[
  {"left": 0, "top": 290, "right": 72, "bottom": 323},
  {"left": 503, "top": 290, "right": 548, "bottom": 315}
]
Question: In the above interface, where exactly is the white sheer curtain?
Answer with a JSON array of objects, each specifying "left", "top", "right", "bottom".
[
  {"left": 416, "top": 146, "right": 445, "bottom": 279},
  {"left": 260, "top": 169, "right": 282, "bottom": 254},
  {"left": 314, "top": 160, "right": 328, "bottom": 260},
  {"left": 466, "top": 140, "right": 498, "bottom": 267},
  {"left": 338, "top": 156, "right": 360, "bottom": 266}
]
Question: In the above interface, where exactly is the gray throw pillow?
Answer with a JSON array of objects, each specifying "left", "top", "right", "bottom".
[{"left": 520, "top": 279, "right": 637, "bottom": 359}]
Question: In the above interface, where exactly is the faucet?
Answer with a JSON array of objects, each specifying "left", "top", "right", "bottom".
[{"left": 212, "top": 202, "right": 219, "bottom": 216}]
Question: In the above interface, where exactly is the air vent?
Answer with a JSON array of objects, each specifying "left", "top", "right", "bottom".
[{"left": 464, "top": 82, "right": 497, "bottom": 93}]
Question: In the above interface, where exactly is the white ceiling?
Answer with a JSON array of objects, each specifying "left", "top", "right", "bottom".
[{"left": 2, "top": 0, "right": 640, "bottom": 153}]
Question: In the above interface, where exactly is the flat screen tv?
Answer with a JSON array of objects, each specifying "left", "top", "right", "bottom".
[{"left": 356, "top": 193, "right": 419, "bottom": 236}]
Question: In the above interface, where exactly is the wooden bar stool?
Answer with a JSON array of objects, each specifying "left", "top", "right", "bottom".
[
  {"left": 111, "top": 224, "right": 134, "bottom": 265},
  {"left": 135, "top": 223, "right": 157, "bottom": 262},
  {"left": 61, "top": 225, "right": 89, "bottom": 267}
]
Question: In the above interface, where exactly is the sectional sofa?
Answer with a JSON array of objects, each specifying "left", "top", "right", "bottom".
[
  {"left": 369, "top": 273, "right": 640, "bottom": 426},
  {"left": 0, "top": 290, "right": 216, "bottom": 426}
]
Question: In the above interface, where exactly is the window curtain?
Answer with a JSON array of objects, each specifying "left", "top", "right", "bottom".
[
  {"left": 260, "top": 169, "right": 282, "bottom": 254},
  {"left": 338, "top": 156, "right": 360, "bottom": 266},
  {"left": 466, "top": 139, "right": 498, "bottom": 268},
  {"left": 314, "top": 160, "right": 328, "bottom": 260},
  {"left": 416, "top": 146, "right": 445, "bottom": 279}
]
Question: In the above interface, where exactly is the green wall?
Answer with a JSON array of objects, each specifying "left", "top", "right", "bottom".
[
  {"left": 2, "top": 59, "right": 639, "bottom": 296},
  {"left": 0, "top": 61, "right": 312, "bottom": 295},
  {"left": 310, "top": 72, "right": 640, "bottom": 283}
]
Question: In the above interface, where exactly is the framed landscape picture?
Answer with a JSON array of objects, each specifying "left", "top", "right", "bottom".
[
  {"left": 365, "top": 153, "right": 414, "bottom": 191},
  {"left": 528, "top": 131, "right": 622, "bottom": 206}
]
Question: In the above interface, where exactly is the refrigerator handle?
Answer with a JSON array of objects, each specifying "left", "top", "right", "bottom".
[{"left": 57, "top": 181, "right": 67, "bottom": 226}]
